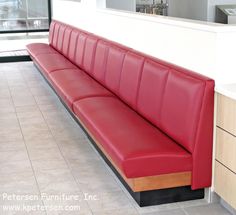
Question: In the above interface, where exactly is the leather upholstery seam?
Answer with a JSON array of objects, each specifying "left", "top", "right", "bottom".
[
  {"left": 49, "top": 66, "right": 77, "bottom": 73},
  {"left": 80, "top": 35, "right": 88, "bottom": 69},
  {"left": 192, "top": 82, "right": 207, "bottom": 153},
  {"left": 59, "top": 25, "right": 66, "bottom": 52},
  {"left": 88, "top": 38, "right": 99, "bottom": 74},
  {"left": 63, "top": 27, "right": 72, "bottom": 57},
  {"left": 117, "top": 50, "right": 128, "bottom": 95},
  {"left": 159, "top": 69, "right": 170, "bottom": 125},
  {"left": 49, "top": 21, "right": 56, "bottom": 45},
  {"left": 55, "top": 24, "right": 61, "bottom": 50},
  {"left": 71, "top": 94, "right": 115, "bottom": 112},
  {"left": 72, "top": 31, "right": 80, "bottom": 63},
  {"left": 135, "top": 56, "right": 145, "bottom": 110},
  {"left": 102, "top": 43, "right": 109, "bottom": 83}
]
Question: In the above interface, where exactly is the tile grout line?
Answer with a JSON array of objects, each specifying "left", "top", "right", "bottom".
[
  {"left": 30, "top": 67, "right": 139, "bottom": 214},
  {"left": 91, "top": 146, "right": 142, "bottom": 214},
  {"left": 182, "top": 207, "right": 190, "bottom": 215},
  {"left": 5, "top": 65, "right": 47, "bottom": 215},
  {"left": 35, "top": 96, "right": 95, "bottom": 214},
  {"left": 23, "top": 65, "right": 95, "bottom": 214},
  {"left": 19, "top": 64, "right": 76, "bottom": 215},
  {"left": 27, "top": 67, "right": 142, "bottom": 214}
]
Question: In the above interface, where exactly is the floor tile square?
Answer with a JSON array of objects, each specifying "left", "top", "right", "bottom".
[
  {"left": 0, "top": 140, "right": 25, "bottom": 152},
  {"left": 0, "top": 171, "right": 39, "bottom": 194},
  {"left": 34, "top": 169, "right": 80, "bottom": 194},
  {"left": 27, "top": 147, "right": 64, "bottom": 161},
  {"left": 0, "top": 150, "right": 29, "bottom": 163},
  {"left": 184, "top": 203, "right": 232, "bottom": 215},
  {"left": 86, "top": 190, "right": 134, "bottom": 213},
  {"left": 0, "top": 160, "right": 32, "bottom": 175}
]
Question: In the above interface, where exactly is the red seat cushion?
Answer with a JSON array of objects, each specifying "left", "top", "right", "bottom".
[
  {"left": 49, "top": 69, "right": 114, "bottom": 109},
  {"left": 34, "top": 53, "right": 76, "bottom": 76},
  {"left": 26, "top": 43, "right": 57, "bottom": 59},
  {"left": 73, "top": 97, "right": 192, "bottom": 178}
]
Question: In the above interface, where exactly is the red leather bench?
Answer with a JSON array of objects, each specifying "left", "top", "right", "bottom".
[{"left": 27, "top": 20, "right": 215, "bottom": 206}]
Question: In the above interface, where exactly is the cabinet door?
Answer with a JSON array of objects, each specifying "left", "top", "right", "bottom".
[
  {"left": 216, "top": 128, "right": 236, "bottom": 173},
  {"left": 217, "top": 94, "right": 236, "bottom": 136},
  {"left": 215, "top": 161, "right": 236, "bottom": 209}
]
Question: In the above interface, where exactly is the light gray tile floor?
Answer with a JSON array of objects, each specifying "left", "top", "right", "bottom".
[{"left": 0, "top": 62, "right": 233, "bottom": 215}]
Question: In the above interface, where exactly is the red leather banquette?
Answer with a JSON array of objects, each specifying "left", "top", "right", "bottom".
[{"left": 27, "top": 20, "right": 214, "bottom": 204}]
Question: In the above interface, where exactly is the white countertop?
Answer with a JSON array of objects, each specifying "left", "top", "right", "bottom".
[{"left": 215, "top": 83, "right": 236, "bottom": 100}]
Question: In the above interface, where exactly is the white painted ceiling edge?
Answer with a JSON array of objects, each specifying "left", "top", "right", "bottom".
[{"left": 52, "top": 0, "right": 236, "bottom": 85}]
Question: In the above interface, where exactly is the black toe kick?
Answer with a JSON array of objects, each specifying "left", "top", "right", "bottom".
[{"left": 128, "top": 186, "right": 204, "bottom": 207}]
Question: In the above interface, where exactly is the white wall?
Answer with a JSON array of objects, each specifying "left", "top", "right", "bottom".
[
  {"left": 52, "top": 0, "right": 236, "bottom": 85},
  {"left": 96, "top": 0, "right": 106, "bottom": 8}
]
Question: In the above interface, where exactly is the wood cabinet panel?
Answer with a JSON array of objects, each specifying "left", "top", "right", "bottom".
[
  {"left": 215, "top": 161, "right": 236, "bottom": 209},
  {"left": 216, "top": 127, "right": 236, "bottom": 173},
  {"left": 217, "top": 93, "right": 236, "bottom": 136}
]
